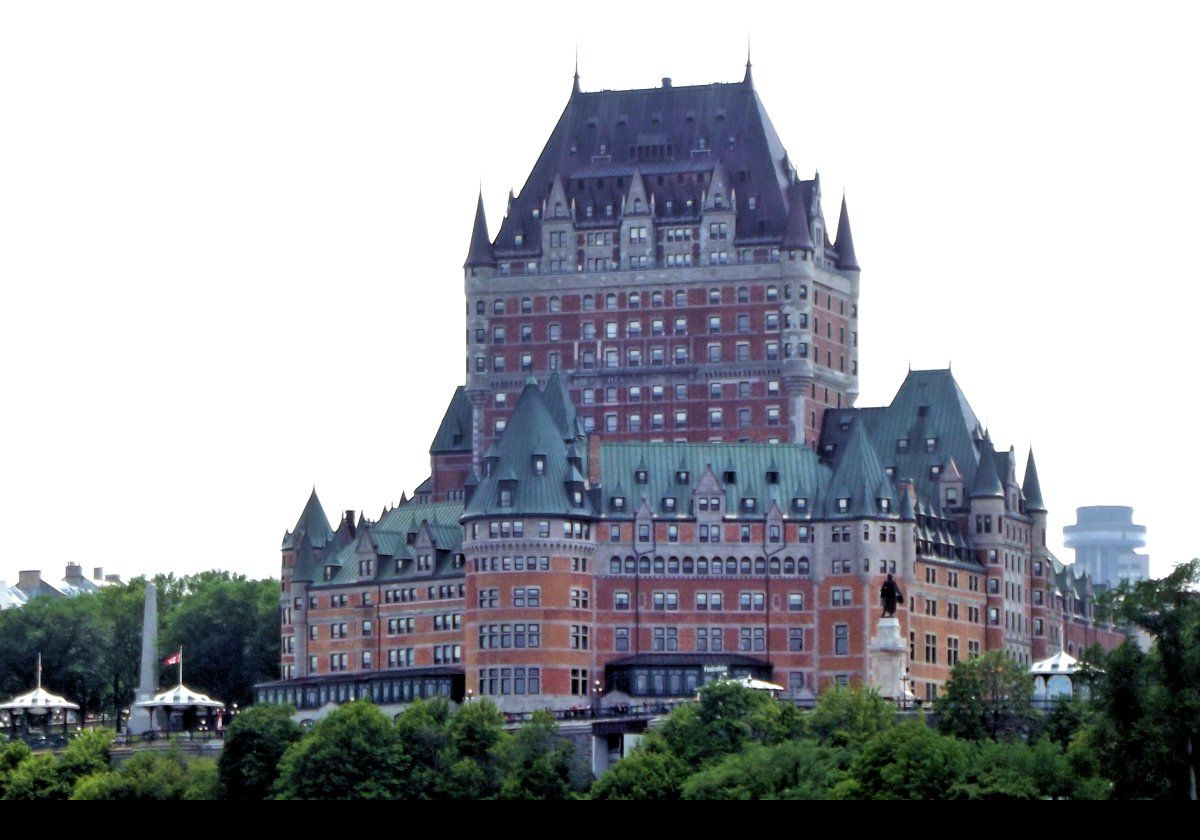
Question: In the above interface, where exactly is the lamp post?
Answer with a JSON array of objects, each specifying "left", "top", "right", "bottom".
[
  {"left": 465, "top": 688, "right": 474, "bottom": 704},
  {"left": 592, "top": 679, "right": 603, "bottom": 717}
]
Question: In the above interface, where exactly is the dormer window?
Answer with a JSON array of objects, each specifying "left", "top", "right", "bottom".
[
  {"left": 742, "top": 498, "right": 757, "bottom": 512},
  {"left": 635, "top": 469, "right": 648, "bottom": 484},
  {"left": 839, "top": 419, "right": 851, "bottom": 432},
  {"left": 532, "top": 456, "right": 546, "bottom": 476},
  {"left": 514, "top": 234, "right": 524, "bottom": 247},
  {"left": 324, "top": 565, "right": 336, "bottom": 581},
  {"left": 925, "top": 437, "right": 938, "bottom": 453},
  {"left": 879, "top": 498, "right": 892, "bottom": 513},
  {"left": 837, "top": 498, "right": 850, "bottom": 514},
  {"left": 612, "top": 496, "right": 625, "bottom": 511},
  {"left": 884, "top": 466, "right": 895, "bottom": 477},
  {"left": 663, "top": 497, "right": 677, "bottom": 512},
  {"left": 572, "top": 490, "right": 584, "bottom": 507},
  {"left": 793, "top": 497, "right": 808, "bottom": 512},
  {"left": 723, "top": 470, "right": 737, "bottom": 484},
  {"left": 766, "top": 470, "right": 779, "bottom": 485},
  {"left": 499, "top": 488, "right": 513, "bottom": 508},
  {"left": 897, "top": 438, "right": 909, "bottom": 453},
  {"left": 930, "top": 464, "right": 943, "bottom": 479},
  {"left": 676, "top": 470, "right": 690, "bottom": 484},
  {"left": 946, "top": 488, "right": 959, "bottom": 505}
]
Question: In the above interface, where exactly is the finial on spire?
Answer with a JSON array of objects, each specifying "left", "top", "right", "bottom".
[
  {"left": 743, "top": 34, "right": 754, "bottom": 85},
  {"left": 572, "top": 45, "right": 581, "bottom": 95}
]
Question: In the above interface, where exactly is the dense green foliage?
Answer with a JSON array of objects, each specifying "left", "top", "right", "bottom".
[
  {"left": 935, "top": 650, "right": 1035, "bottom": 740},
  {"left": 0, "top": 571, "right": 281, "bottom": 718},
  {"left": 272, "top": 699, "right": 583, "bottom": 800},
  {"left": 72, "top": 748, "right": 221, "bottom": 800},
  {"left": 218, "top": 703, "right": 303, "bottom": 800}
]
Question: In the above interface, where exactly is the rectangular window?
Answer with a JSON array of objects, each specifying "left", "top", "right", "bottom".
[{"left": 834, "top": 624, "right": 849, "bottom": 656}]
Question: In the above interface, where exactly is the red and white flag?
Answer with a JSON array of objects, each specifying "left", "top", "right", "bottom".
[{"left": 163, "top": 650, "right": 181, "bottom": 666}]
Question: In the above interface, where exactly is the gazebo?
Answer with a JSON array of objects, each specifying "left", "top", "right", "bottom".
[
  {"left": 1030, "top": 649, "right": 1084, "bottom": 705},
  {"left": 133, "top": 650, "right": 224, "bottom": 736},
  {"left": 0, "top": 655, "right": 80, "bottom": 742}
]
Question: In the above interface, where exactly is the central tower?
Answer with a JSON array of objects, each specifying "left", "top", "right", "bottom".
[{"left": 460, "top": 65, "right": 861, "bottom": 489}]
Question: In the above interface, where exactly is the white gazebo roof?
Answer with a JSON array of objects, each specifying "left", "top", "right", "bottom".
[
  {"left": 1029, "top": 650, "right": 1079, "bottom": 677},
  {"left": 1, "top": 655, "right": 80, "bottom": 713},
  {"left": 0, "top": 685, "right": 81, "bottom": 713},
  {"left": 734, "top": 676, "right": 786, "bottom": 692},
  {"left": 136, "top": 683, "right": 223, "bottom": 710}
]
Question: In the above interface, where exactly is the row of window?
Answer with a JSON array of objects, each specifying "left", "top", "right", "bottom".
[
  {"left": 474, "top": 284, "right": 802, "bottom": 317},
  {"left": 610, "top": 626, "right": 824, "bottom": 654},
  {"left": 607, "top": 555, "right": 813, "bottom": 576}
]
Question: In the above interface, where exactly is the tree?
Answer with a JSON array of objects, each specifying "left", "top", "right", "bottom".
[
  {"left": 681, "top": 740, "right": 846, "bottom": 800},
  {"left": 159, "top": 573, "right": 280, "bottom": 707},
  {"left": 807, "top": 684, "right": 895, "bottom": 749},
  {"left": 393, "top": 696, "right": 452, "bottom": 798},
  {"left": 1106, "top": 557, "right": 1200, "bottom": 799},
  {"left": 497, "top": 710, "right": 575, "bottom": 800},
  {"left": 274, "top": 700, "right": 405, "bottom": 800},
  {"left": 2, "top": 753, "right": 71, "bottom": 800},
  {"left": 589, "top": 739, "right": 689, "bottom": 801},
  {"left": 657, "top": 680, "right": 802, "bottom": 766},
  {"left": 57, "top": 728, "right": 112, "bottom": 791},
  {"left": 439, "top": 699, "right": 507, "bottom": 799},
  {"left": 0, "top": 742, "right": 32, "bottom": 799},
  {"left": 218, "top": 704, "right": 303, "bottom": 800},
  {"left": 936, "top": 651, "right": 1034, "bottom": 740},
  {"left": 839, "top": 718, "right": 968, "bottom": 800},
  {"left": 72, "top": 748, "right": 191, "bottom": 800}
]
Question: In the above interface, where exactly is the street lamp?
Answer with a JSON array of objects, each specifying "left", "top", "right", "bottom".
[{"left": 592, "top": 679, "right": 603, "bottom": 716}]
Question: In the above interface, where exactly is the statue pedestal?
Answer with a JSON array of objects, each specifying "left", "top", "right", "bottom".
[{"left": 868, "top": 617, "right": 907, "bottom": 700}]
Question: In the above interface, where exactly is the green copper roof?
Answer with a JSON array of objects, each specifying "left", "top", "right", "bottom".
[
  {"left": 824, "top": 419, "right": 897, "bottom": 518},
  {"left": 599, "top": 441, "right": 830, "bottom": 518},
  {"left": 282, "top": 488, "right": 335, "bottom": 550},
  {"left": 820, "top": 369, "right": 985, "bottom": 508},
  {"left": 1023, "top": 449, "right": 1046, "bottom": 512},
  {"left": 464, "top": 381, "right": 592, "bottom": 519},
  {"left": 540, "top": 371, "right": 579, "bottom": 440},
  {"left": 429, "top": 386, "right": 473, "bottom": 455},
  {"left": 970, "top": 441, "right": 1004, "bottom": 499}
]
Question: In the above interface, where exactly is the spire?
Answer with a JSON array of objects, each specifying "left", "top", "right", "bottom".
[
  {"left": 744, "top": 35, "right": 753, "bottom": 85},
  {"left": 572, "top": 47, "right": 580, "bottom": 95},
  {"left": 1023, "top": 449, "right": 1047, "bottom": 513},
  {"left": 970, "top": 442, "right": 1004, "bottom": 499},
  {"left": 782, "top": 182, "right": 814, "bottom": 251},
  {"left": 834, "top": 194, "right": 859, "bottom": 271},
  {"left": 464, "top": 191, "right": 495, "bottom": 269},
  {"left": 284, "top": 487, "right": 334, "bottom": 549}
]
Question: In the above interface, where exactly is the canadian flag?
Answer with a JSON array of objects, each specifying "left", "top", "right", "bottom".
[{"left": 163, "top": 650, "right": 181, "bottom": 666}]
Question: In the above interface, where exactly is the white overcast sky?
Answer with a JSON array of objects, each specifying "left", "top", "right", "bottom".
[{"left": 1, "top": 1, "right": 1196, "bottom": 585}]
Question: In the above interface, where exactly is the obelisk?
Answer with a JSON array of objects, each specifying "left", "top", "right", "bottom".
[{"left": 127, "top": 581, "right": 158, "bottom": 735}]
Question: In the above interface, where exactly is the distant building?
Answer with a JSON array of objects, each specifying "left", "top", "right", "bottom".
[
  {"left": 12, "top": 564, "right": 122, "bottom": 602},
  {"left": 1064, "top": 506, "right": 1149, "bottom": 587},
  {"left": 0, "top": 581, "right": 28, "bottom": 610}
]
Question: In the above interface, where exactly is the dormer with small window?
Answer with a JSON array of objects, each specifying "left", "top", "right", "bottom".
[
  {"left": 766, "top": 470, "right": 780, "bottom": 485},
  {"left": 897, "top": 438, "right": 909, "bottom": 453},
  {"left": 498, "top": 482, "right": 516, "bottom": 508},
  {"left": 723, "top": 469, "right": 737, "bottom": 485},
  {"left": 663, "top": 497, "right": 677, "bottom": 513},
  {"left": 635, "top": 469, "right": 648, "bottom": 485},
  {"left": 925, "top": 437, "right": 938, "bottom": 454},
  {"left": 531, "top": 454, "right": 546, "bottom": 476},
  {"left": 836, "top": 497, "right": 850, "bottom": 514},
  {"left": 742, "top": 497, "right": 757, "bottom": 513},
  {"left": 878, "top": 498, "right": 892, "bottom": 514},
  {"left": 792, "top": 497, "right": 809, "bottom": 514},
  {"left": 676, "top": 470, "right": 690, "bottom": 484},
  {"left": 611, "top": 495, "right": 626, "bottom": 513}
]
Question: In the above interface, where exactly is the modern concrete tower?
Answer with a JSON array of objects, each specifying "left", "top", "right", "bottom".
[
  {"left": 127, "top": 581, "right": 158, "bottom": 735},
  {"left": 1064, "top": 506, "right": 1150, "bottom": 587}
]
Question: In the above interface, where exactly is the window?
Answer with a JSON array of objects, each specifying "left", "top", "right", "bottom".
[
  {"left": 739, "top": 627, "right": 766, "bottom": 652},
  {"left": 788, "top": 592, "right": 804, "bottom": 611},
  {"left": 834, "top": 625, "right": 849, "bottom": 656},
  {"left": 614, "top": 591, "right": 630, "bottom": 610},
  {"left": 652, "top": 627, "right": 679, "bottom": 652},
  {"left": 615, "top": 627, "right": 630, "bottom": 652},
  {"left": 788, "top": 628, "right": 805, "bottom": 652},
  {"left": 570, "top": 625, "right": 590, "bottom": 650},
  {"left": 925, "top": 633, "right": 938, "bottom": 664}
]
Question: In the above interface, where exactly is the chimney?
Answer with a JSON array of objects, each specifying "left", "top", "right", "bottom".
[
  {"left": 587, "top": 433, "right": 602, "bottom": 485},
  {"left": 93, "top": 567, "right": 104, "bottom": 582},
  {"left": 17, "top": 570, "right": 41, "bottom": 593},
  {"left": 661, "top": 77, "right": 672, "bottom": 88},
  {"left": 64, "top": 563, "right": 83, "bottom": 583}
]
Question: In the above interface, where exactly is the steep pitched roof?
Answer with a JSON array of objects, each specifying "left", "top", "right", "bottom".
[
  {"left": 464, "top": 191, "right": 496, "bottom": 268},
  {"left": 464, "top": 381, "right": 593, "bottom": 518},
  {"left": 492, "top": 74, "right": 796, "bottom": 251},
  {"left": 429, "top": 386, "right": 473, "bottom": 454},
  {"left": 824, "top": 419, "right": 896, "bottom": 518},
  {"left": 834, "top": 195, "right": 859, "bottom": 270},
  {"left": 819, "top": 369, "right": 983, "bottom": 504},
  {"left": 1023, "top": 449, "right": 1046, "bottom": 513},
  {"left": 970, "top": 441, "right": 1005, "bottom": 499},
  {"left": 781, "top": 180, "right": 814, "bottom": 251},
  {"left": 540, "top": 372, "right": 580, "bottom": 441},
  {"left": 282, "top": 488, "right": 335, "bottom": 550}
]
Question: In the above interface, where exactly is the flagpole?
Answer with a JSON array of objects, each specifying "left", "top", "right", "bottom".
[
  {"left": 178, "top": 646, "right": 183, "bottom": 688},
  {"left": 36, "top": 652, "right": 42, "bottom": 689}
]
